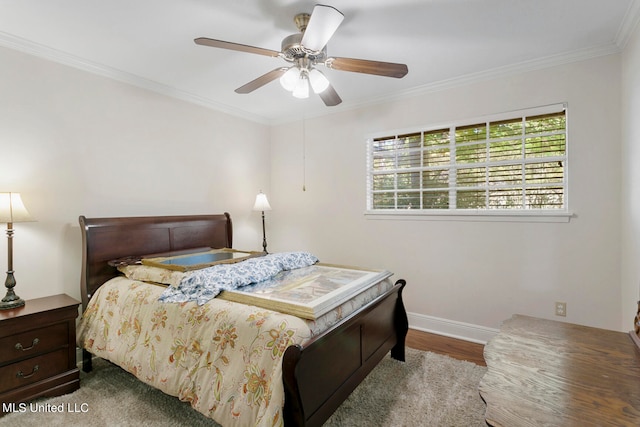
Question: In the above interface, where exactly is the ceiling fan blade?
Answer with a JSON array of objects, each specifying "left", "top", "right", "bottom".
[
  {"left": 194, "top": 37, "right": 280, "bottom": 58},
  {"left": 301, "top": 4, "right": 344, "bottom": 52},
  {"left": 318, "top": 83, "right": 342, "bottom": 106},
  {"left": 235, "top": 68, "right": 288, "bottom": 94},
  {"left": 326, "top": 57, "right": 408, "bottom": 78}
]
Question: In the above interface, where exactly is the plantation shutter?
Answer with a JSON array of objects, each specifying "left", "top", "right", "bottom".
[{"left": 367, "top": 104, "right": 567, "bottom": 212}]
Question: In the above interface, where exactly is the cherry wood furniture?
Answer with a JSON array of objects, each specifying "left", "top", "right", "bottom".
[
  {"left": 78, "top": 213, "right": 408, "bottom": 427},
  {"left": 480, "top": 314, "right": 640, "bottom": 426},
  {"left": 0, "top": 294, "right": 80, "bottom": 411}
]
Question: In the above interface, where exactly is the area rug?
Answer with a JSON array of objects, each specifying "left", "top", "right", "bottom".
[{"left": 0, "top": 348, "right": 487, "bottom": 426}]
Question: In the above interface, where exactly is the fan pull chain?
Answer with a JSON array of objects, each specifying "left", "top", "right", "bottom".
[{"left": 302, "top": 118, "right": 307, "bottom": 191}]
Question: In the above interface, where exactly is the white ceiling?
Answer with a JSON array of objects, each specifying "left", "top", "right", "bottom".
[{"left": 1, "top": 0, "right": 638, "bottom": 124}]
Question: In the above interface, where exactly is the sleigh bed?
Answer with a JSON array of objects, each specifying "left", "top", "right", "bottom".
[{"left": 77, "top": 213, "right": 408, "bottom": 426}]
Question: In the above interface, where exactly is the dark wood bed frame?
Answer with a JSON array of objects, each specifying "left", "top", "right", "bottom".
[{"left": 78, "top": 213, "right": 408, "bottom": 427}]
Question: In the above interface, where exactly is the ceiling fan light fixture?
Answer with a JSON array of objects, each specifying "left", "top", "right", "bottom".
[
  {"left": 280, "top": 67, "right": 300, "bottom": 91},
  {"left": 309, "top": 68, "right": 330, "bottom": 94},
  {"left": 292, "top": 74, "right": 309, "bottom": 99}
]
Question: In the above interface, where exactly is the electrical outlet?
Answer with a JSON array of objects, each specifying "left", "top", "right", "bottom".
[{"left": 555, "top": 302, "right": 566, "bottom": 317}]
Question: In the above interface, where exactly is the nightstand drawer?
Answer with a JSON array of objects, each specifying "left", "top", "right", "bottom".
[
  {"left": 0, "top": 323, "right": 68, "bottom": 365},
  {"left": 0, "top": 347, "right": 69, "bottom": 390}
]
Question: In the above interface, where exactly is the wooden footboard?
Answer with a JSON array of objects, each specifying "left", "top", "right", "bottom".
[{"left": 282, "top": 279, "right": 407, "bottom": 427}]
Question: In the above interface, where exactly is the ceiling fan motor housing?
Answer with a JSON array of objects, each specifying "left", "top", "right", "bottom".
[{"left": 281, "top": 33, "right": 326, "bottom": 63}]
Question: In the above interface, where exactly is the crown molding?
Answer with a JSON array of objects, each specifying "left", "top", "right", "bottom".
[
  {"left": 616, "top": 0, "right": 640, "bottom": 49},
  {"left": 398, "top": 43, "right": 621, "bottom": 99},
  {"left": 272, "top": 42, "right": 621, "bottom": 126},
  {"left": 0, "top": 30, "right": 626, "bottom": 127},
  {"left": 0, "top": 31, "right": 270, "bottom": 125}
]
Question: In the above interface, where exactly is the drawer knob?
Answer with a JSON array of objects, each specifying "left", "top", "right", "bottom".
[
  {"left": 16, "top": 364, "right": 40, "bottom": 379},
  {"left": 15, "top": 338, "right": 40, "bottom": 351}
]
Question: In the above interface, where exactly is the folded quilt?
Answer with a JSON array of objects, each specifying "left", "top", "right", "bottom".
[{"left": 158, "top": 251, "right": 318, "bottom": 305}]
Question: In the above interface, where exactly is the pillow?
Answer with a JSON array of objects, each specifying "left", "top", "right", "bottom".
[{"left": 117, "top": 264, "right": 186, "bottom": 287}]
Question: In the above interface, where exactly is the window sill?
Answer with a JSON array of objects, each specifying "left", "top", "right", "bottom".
[{"left": 364, "top": 210, "right": 574, "bottom": 223}]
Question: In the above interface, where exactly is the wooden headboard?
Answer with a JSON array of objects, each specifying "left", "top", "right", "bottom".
[{"left": 79, "top": 213, "right": 232, "bottom": 310}]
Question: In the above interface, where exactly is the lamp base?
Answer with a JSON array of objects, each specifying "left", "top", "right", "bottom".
[
  {"left": 0, "top": 296, "right": 25, "bottom": 310},
  {"left": 0, "top": 292, "right": 25, "bottom": 310},
  {"left": 1, "top": 270, "right": 25, "bottom": 310}
]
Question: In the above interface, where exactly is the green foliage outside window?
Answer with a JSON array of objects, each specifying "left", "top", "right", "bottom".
[{"left": 368, "top": 106, "right": 566, "bottom": 211}]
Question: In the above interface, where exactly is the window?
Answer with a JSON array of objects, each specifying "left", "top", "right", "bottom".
[{"left": 366, "top": 104, "right": 568, "bottom": 217}]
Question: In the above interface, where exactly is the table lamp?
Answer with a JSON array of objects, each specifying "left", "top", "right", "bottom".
[
  {"left": 0, "top": 193, "right": 34, "bottom": 310},
  {"left": 253, "top": 191, "right": 272, "bottom": 253}
]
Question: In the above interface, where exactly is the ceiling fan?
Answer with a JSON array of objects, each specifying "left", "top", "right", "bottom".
[{"left": 194, "top": 4, "right": 408, "bottom": 106}]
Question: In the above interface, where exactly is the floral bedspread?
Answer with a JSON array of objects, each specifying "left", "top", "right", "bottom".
[{"left": 77, "top": 276, "right": 312, "bottom": 427}]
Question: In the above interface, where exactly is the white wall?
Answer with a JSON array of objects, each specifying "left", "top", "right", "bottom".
[
  {"left": 0, "top": 41, "right": 628, "bottom": 339},
  {"left": 0, "top": 47, "right": 271, "bottom": 303},
  {"left": 270, "top": 54, "right": 623, "bottom": 336},
  {"left": 622, "top": 23, "right": 640, "bottom": 330}
]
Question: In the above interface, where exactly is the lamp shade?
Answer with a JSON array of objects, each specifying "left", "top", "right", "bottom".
[
  {"left": 253, "top": 192, "right": 272, "bottom": 211},
  {"left": 0, "top": 193, "right": 34, "bottom": 223}
]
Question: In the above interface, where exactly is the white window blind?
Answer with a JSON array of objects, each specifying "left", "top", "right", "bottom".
[{"left": 366, "top": 104, "right": 567, "bottom": 214}]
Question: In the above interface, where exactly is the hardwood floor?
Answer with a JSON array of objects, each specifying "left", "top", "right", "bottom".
[{"left": 406, "top": 328, "right": 486, "bottom": 366}]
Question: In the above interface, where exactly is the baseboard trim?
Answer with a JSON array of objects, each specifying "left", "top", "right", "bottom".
[{"left": 408, "top": 312, "right": 499, "bottom": 345}]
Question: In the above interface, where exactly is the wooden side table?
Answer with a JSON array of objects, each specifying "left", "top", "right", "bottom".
[
  {"left": 0, "top": 294, "right": 80, "bottom": 411},
  {"left": 480, "top": 314, "right": 640, "bottom": 426}
]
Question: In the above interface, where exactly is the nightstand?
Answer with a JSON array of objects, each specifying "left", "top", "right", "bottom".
[{"left": 0, "top": 294, "right": 80, "bottom": 409}]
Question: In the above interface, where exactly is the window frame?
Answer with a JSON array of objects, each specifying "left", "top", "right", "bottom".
[{"left": 365, "top": 103, "right": 573, "bottom": 222}]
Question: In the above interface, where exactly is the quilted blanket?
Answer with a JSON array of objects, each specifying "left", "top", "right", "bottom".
[
  {"left": 77, "top": 276, "right": 312, "bottom": 427},
  {"left": 158, "top": 251, "right": 318, "bottom": 306}
]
